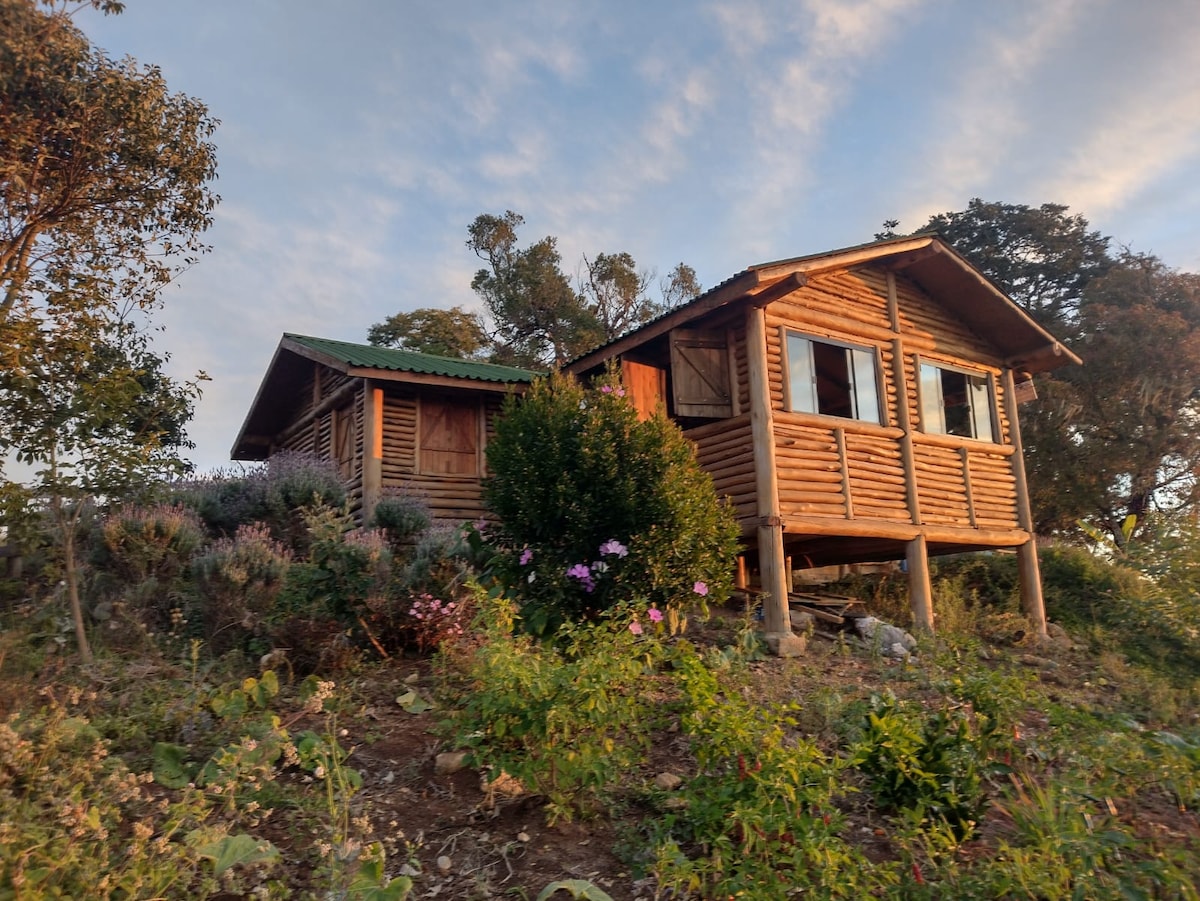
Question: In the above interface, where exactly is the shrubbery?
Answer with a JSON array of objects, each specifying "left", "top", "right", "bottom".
[{"left": 483, "top": 372, "right": 740, "bottom": 634}]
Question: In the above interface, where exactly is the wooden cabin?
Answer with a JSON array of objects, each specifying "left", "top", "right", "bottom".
[
  {"left": 232, "top": 334, "right": 535, "bottom": 523},
  {"left": 565, "top": 235, "right": 1081, "bottom": 654}
]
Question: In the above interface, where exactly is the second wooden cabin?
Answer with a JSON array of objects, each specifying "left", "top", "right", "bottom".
[{"left": 566, "top": 234, "right": 1080, "bottom": 652}]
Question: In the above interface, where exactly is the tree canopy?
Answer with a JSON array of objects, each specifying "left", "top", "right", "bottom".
[
  {"left": 366, "top": 305, "right": 488, "bottom": 358},
  {"left": 0, "top": 0, "right": 219, "bottom": 659},
  {"left": 369, "top": 213, "right": 702, "bottom": 368},
  {"left": 915, "top": 199, "right": 1200, "bottom": 543}
]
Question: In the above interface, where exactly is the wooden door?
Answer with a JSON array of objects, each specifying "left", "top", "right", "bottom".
[{"left": 420, "top": 396, "right": 479, "bottom": 475}]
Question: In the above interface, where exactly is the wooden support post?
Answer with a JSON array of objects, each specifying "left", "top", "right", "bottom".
[
  {"left": 1002, "top": 368, "right": 1048, "bottom": 638},
  {"left": 907, "top": 534, "right": 935, "bottom": 632},
  {"left": 888, "top": 274, "right": 922, "bottom": 526},
  {"left": 747, "top": 306, "right": 804, "bottom": 656},
  {"left": 785, "top": 555, "right": 794, "bottom": 593},
  {"left": 362, "top": 381, "right": 383, "bottom": 524},
  {"left": 736, "top": 555, "right": 748, "bottom": 590}
]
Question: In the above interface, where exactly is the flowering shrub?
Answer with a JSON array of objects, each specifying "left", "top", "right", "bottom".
[
  {"left": 401, "top": 593, "right": 471, "bottom": 652},
  {"left": 190, "top": 523, "right": 293, "bottom": 653},
  {"left": 484, "top": 371, "right": 740, "bottom": 635}
]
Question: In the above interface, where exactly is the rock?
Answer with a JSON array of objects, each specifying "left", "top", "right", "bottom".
[
  {"left": 765, "top": 631, "right": 808, "bottom": 657},
  {"left": 855, "top": 616, "right": 916, "bottom": 657},
  {"left": 789, "top": 610, "right": 816, "bottom": 633},
  {"left": 434, "top": 751, "right": 468, "bottom": 776},
  {"left": 654, "top": 772, "right": 683, "bottom": 791},
  {"left": 517, "top": 831, "right": 531, "bottom": 843},
  {"left": 436, "top": 855, "right": 452, "bottom": 873},
  {"left": 404, "top": 671, "right": 420, "bottom": 684},
  {"left": 662, "top": 796, "right": 689, "bottom": 810}
]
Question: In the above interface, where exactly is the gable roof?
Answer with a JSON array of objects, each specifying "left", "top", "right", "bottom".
[
  {"left": 565, "top": 234, "right": 1081, "bottom": 376},
  {"left": 232, "top": 334, "right": 537, "bottom": 460}
]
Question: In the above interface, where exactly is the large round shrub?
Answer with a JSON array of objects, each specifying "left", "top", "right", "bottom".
[{"left": 483, "top": 372, "right": 740, "bottom": 634}]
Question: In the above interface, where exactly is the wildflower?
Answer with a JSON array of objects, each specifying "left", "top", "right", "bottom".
[
  {"left": 567, "top": 563, "right": 591, "bottom": 580},
  {"left": 629, "top": 620, "right": 643, "bottom": 635},
  {"left": 601, "top": 385, "right": 613, "bottom": 394},
  {"left": 520, "top": 547, "right": 533, "bottom": 565},
  {"left": 693, "top": 581, "right": 709, "bottom": 596},
  {"left": 599, "top": 539, "right": 628, "bottom": 558},
  {"left": 648, "top": 607, "right": 663, "bottom": 623},
  {"left": 527, "top": 571, "right": 537, "bottom": 584},
  {"left": 591, "top": 560, "right": 609, "bottom": 574}
]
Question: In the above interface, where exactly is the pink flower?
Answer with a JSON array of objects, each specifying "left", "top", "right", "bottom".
[
  {"left": 693, "top": 581, "right": 709, "bottom": 596},
  {"left": 599, "top": 539, "right": 628, "bottom": 558},
  {"left": 648, "top": 607, "right": 663, "bottom": 623},
  {"left": 519, "top": 547, "right": 533, "bottom": 565},
  {"left": 600, "top": 385, "right": 613, "bottom": 394},
  {"left": 628, "top": 621, "right": 643, "bottom": 635}
]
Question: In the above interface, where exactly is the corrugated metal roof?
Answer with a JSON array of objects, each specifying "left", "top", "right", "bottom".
[{"left": 284, "top": 333, "right": 539, "bottom": 383}]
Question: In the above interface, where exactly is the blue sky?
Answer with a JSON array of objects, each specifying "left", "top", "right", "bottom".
[{"left": 74, "top": 0, "right": 1200, "bottom": 474}]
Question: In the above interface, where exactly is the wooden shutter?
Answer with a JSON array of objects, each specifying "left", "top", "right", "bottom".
[
  {"left": 670, "top": 328, "right": 732, "bottom": 418},
  {"left": 332, "top": 406, "right": 357, "bottom": 479},
  {"left": 420, "top": 396, "right": 479, "bottom": 475},
  {"left": 621, "top": 358, "right": 667, "bottom": 421}
]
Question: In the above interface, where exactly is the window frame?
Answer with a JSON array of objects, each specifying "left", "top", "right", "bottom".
[
  {"left": 782, "top": 330, "right": 884, "bottom": 426},
  {"left": 917, "top": 360, "right": 998, "bottom": 442}
]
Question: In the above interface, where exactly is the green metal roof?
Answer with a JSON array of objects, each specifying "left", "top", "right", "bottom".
[{"left": 284, "top": 333, "right": 539, "bottom": 383}]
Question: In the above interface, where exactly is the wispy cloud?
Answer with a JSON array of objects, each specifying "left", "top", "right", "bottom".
[{"left": 897, "top": 0, "right": 1088, "bottom": 227}]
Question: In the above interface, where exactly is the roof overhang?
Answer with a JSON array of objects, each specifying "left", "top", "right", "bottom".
[
  {"left": 231, "top": 335, "right": 532, "bottom": 461},
  {"left": 566, "top": 235, "right": 1080, "bottom": 377}
]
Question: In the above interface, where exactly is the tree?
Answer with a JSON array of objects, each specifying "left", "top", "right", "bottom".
[
  {"left": 923, "top": 199, "right": 1112, "bottom": 334},
  {"left": 659, "top": 262, "right": 702, "bottom": 310},
  {"left": 2, "top": 308, "right": 205, "bottom": 661},
  {"left": 917, "top": 200, "right": 1200, "bottom": 543},
  {"left": 579, "top": 251, "right": 657, "bottom": 343},
  {"left": 366, "top": 305, "right": 488, "bottom": 358},
  {"left": 0, "top": 0, "right": 218, "bottom": 658},
  {"left": 467, "top": 211, "right": 601, "bottom": 368}
]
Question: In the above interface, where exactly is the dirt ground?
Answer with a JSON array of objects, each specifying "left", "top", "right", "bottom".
[{"left": 284, "top": 610, "right": 1200, "bottom": 900}]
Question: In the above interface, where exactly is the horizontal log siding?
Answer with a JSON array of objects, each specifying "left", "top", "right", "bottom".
[
  {"left": 742, "top": 266, "right": 1024, "bottom": 538},
  {"left": 381, "top": 390, "right": 417, "bottom": 480},
  {"left": 687, "top": 414, "right": 757, "bottom": 520}
]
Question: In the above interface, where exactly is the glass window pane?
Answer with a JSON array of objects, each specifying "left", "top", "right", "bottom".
[
  {"left": 812, "top": 342, "right": 853, "bottom": 418},
  {"left": 850, "top": 348, "right": 881, "bottom": 424},
  {"left": 920, "top": 363, "right": 944, "bottom": 433},
  {"left": 786, "top": 333, "right": 817, "bottom": 414},
  {"left": 968, "top": 375, "right": 994, "bottom": 441}
]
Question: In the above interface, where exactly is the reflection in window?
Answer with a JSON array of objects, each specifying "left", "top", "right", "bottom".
[
  {"left": 920, "top": 364, "right": 995, "bottom": 440},
  {"left": 786, "top": 333, "right": 881, "bottom": 424}
]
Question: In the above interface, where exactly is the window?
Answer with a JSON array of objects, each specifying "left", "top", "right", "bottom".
[
  {"left": 785, "top": 332, "right": 881, "bottom": 424},
  {"left": 919, "top": 363, "right": 995, "bottom": 440}
]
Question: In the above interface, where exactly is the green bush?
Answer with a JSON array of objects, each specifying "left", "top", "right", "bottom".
[
  {"left": 370, "top": 491, "right": 431, "bottom": 548},
  {"left": 190, "top": 523, "right": 293, "bottom": 654},
  {"left": 277, "top": 503, "right": 391, "bottom": 622},
  {"left": 483, "top": 372, "right": 740, "bottom": 634}
]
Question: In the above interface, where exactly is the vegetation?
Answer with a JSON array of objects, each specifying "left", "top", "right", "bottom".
[
  {"left": 368, "top": 210, "right": 701, "bottom": 369},
  {"left": 481, "top": 372, "right": 740, "bottom": 635},
  {"left": 0, "top": 0, "right": 219, "bottom": 661},
  {"left": 914, "top": 200, "right": 1200, "bottom": 545}
]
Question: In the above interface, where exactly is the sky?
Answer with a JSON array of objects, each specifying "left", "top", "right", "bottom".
[{"left": 70, "top": 0, "right": 1200, "bottom": 475}]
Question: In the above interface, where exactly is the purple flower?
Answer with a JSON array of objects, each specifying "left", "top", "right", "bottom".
[
  {"left": 599, "top": 539, "right": 628, "bottom": 558},
  {"left": 519, "top": 547, "right": 533, "bottom": 566},
  {"left": 628, "top": 620, "right": 643, "bottom": 635},
  {"left": 693, "top": 581, "right": 709, "bottom": 596},
  {"left": 567, "top": 563, "right": 596, "bottom": 593},
  {"left": 648, "top": 607, "right": 663, "bottom": 623},
  {"left": 600, "top": 385, "right": 613, "bottom": 394}
]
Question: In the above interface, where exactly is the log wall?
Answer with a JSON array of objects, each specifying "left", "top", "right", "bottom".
[{"left": 705, "top": 266, "right": 1025, "bottom": 540}]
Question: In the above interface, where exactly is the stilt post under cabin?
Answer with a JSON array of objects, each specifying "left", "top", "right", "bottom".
[
  {"left": 907, "top": 534, "right": 935, "bottom": 632},
  {"left": 746, "top": 305, "right": 805, "bottom": 656},
  {"left": 1002, "top": 368, "right": 1049, "bottom": 638}
]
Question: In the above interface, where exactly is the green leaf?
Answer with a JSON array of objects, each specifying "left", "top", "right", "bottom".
[
  {"left": 396, "top": 689, "right": 433, "bottom": 714},
  {"left": 193, "top": 833, "right": 280, "bottom": 876},
  {"left": 537, "top": 880, "right": 615, "bottom": 901},
  {"left": 152, "top": 741, "right": 195, "bottom": 789}
]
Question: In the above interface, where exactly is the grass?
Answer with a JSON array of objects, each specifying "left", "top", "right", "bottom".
[{"left": 1, "top": 562, "right": 1198, "bottom": 898}]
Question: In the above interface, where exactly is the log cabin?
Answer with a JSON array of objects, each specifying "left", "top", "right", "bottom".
[
  {"left": 231, "top": 334, "right": 536, "bottom": 524},
  {"left": 564, "top": 234, "right": 1081, "bottom": 654}
]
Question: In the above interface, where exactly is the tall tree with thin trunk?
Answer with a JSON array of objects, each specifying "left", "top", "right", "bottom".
[{"left": 0, "top": 0, "right": 218, "bottom": 659}]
